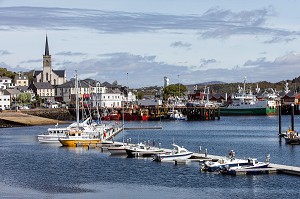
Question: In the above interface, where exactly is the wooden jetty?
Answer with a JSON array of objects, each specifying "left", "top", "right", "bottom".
[{"left": 0, "top": 111, "right": 67, "bottom": 127}]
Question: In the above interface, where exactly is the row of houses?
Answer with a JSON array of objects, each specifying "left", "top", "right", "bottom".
[
  {"left": 2, "top": 35, "right": 300, "bottom": 111},
  {"left": 0, "top": 75, "right": 137, "bottom": 110}
]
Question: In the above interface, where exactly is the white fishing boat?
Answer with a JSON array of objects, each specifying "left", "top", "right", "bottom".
[
  {"left": 107, "top": 100, "right": 128, "bottom": 155},
  {"left": 37, "top": 125, "right": 68, "bottom": 143},
  {"left": 169, "top": 109, "right": 187, "bottom": 120},
  {"left": 153, "top": 144, "right": 193, "bottom": 162}
]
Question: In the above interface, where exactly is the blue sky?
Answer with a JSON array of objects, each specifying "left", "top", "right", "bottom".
[{"left": 0, "top": 0, "right": 300, "bottom": 88}]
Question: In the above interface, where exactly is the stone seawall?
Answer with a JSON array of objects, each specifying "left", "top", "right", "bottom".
[{"left": 20, "top": 108, "right": 75, "bottom": 121}]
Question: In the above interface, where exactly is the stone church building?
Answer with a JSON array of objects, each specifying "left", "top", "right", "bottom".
[{"left": 33, "top": 35, "right": 66, "bottom": 85}]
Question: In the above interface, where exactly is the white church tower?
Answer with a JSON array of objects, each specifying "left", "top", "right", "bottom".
[{"left": 42, "top": 35, "right": 52, "bottom": 83}]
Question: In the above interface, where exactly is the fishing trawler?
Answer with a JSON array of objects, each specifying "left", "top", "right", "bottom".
[{"left": 220, "top": 77, "right": 277, "bottom": 115}]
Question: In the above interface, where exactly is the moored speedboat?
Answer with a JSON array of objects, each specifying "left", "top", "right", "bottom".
[
  {"left": 284, "top": 129, "right": 300, "bottom": 144},
  {"left": 202, "top": 157, "right": 250, "bottom": 172},
  {"left": 201, "top": 150, "right": 251, "bottom": 172},
  {"left": 126, "top": 143, "right": 164, "bottom": 157},
  {"left": 107, "top": 143, "right": 129, "bottom": 155},
  {"left": 220, "top": 157, "right": 270, "bottom": 175},
  {"left": 153, "top": 144, "right": 193, "bottom": 162}
]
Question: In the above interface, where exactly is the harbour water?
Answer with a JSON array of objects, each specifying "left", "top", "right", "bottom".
[{"left": 1, "top": 115, "right": 300, "bottom": 198}]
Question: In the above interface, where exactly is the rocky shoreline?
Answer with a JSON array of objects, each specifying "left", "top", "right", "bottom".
[{"left": 20, "top": 108, "right": 75, "bottom": 121}]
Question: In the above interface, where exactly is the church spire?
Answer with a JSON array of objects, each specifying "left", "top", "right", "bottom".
[{"left": 45, "top": 35, "right": 50, "bottom": 56}]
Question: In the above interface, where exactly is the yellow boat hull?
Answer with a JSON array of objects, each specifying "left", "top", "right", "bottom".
[{"left": 59, "top": 139, "right": 101, "bottom": 147}]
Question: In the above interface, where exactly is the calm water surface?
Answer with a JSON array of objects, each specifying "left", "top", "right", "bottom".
[{"left": 1, "top": 115, "right": 300, "bottom": 198}]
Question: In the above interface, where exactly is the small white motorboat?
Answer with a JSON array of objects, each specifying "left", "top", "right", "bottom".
[
  {"left": 126, "top": 143, "right": 164, "bottom": 157},
  {"left": 201, "top": 150, "right": 250, "bottom": 172},
  {"left": 153, "top": 144, "right": 193, "bottom": 162},
  {"left": 221, "top": 156, "right": 270, "bottom": 175}
]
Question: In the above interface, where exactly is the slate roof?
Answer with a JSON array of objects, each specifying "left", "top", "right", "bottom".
[
  {"left": 0, "top": 76, "right": 12, "bottom": 80},
  {"left": 33, "top": 70, "right": 65, "bottom": 78},
  {"left": 14, "top": 75, "right": 28, "bottom": 81},
  {"left": 53, "top": 70, "right": 65, "bottom": 77},
  {"left": 82, "top": 79, "right": 100, "bottom": 87},
  {"left": 56, "top": 80, "right": 75, "bottom": 88},
  {"left": 4, "top": 88, "right": 21, "bottom": 95},
  {"left": 16, "top": 86, "right": 29, "bottom": 91},
  {"left": 32, "top": 82, "right": 54, "bottom": 89},
  {"left": 33, "top": 70, "right": 42, "bottom": 77}
]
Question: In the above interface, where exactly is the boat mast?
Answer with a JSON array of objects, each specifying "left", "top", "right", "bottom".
[
  {"left": 122, "top": 99, "right": 125, "bottom": 143},
  {"left": 243, "top": 76, "right": 247, "bottom": 102},
  {"left": 206, "top": 87, "right": 209, "bottom": 105},
  {"left": 75, "top": 70, "right": 79, "bottom": 130},
  {"left": 96, "top": 81, "right": 101, "bottom": 124}
]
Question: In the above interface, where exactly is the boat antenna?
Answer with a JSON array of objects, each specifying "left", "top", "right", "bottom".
[{"left": 243, "top": 76, "right": 247, "bottom": 99}]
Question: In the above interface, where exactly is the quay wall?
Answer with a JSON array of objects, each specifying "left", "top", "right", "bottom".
[{"left": 19, "top": 108, "right": 74, "bottom": 121}]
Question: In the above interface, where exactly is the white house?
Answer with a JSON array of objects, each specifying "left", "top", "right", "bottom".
[
  {"left": 0, "top": 90, "right": 11, "bottom": 110},
  {"left": 0, "top": 76, "right": 14, "bottom": 89},
  {"left": 14, "top": 72, "right": 29, "bottom": 87},
  {"left": 56, "top": 78, "right": 105, "bottom": 104},
  {"left": 90, "top": 92, "right": 124, "bottom": 108}
]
